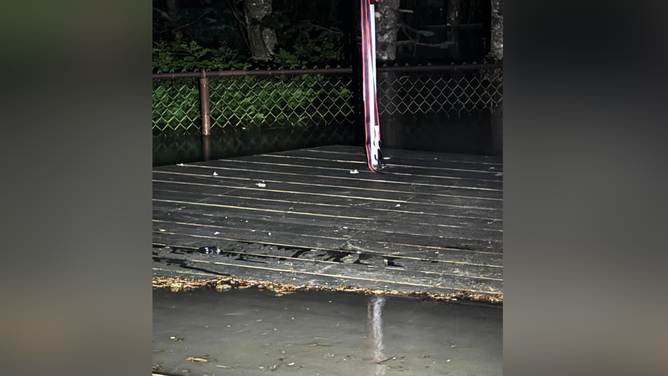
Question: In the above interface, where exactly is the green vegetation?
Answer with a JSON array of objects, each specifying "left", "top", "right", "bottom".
[
  {"left": 209, "top": 74, "right": 352, "bottom": 130},
  {"left": 153, "top": 73, "right": 353, "bottom": 134},
  {"left": 152, "top": 33, "right": 251, "bottom": 72},
  {"left": 152, "top": 78, "right": 201, "bottom": 133},
  {"left": 152, "top": 27, "right": 351, "bottom": 133}
]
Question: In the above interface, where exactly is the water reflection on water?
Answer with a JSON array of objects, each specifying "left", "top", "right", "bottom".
[
  {"left": 152, "top": 110, "right": 499, "bottom": 168},
  {"left": 368, "top": 295, "right": 387, "bottom": 376},
  {"left": 153, "top": 124, "right": 361, "bottom": 167}
]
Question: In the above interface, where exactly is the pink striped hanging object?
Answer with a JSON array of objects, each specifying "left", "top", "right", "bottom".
[{"left": 359, "top": 0, "right": 383, "bottom": 172}]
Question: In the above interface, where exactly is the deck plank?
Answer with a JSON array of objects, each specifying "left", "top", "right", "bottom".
[
  {"left": 152, "top": 210, "right": 504, "bottom": 265},
  {"left": 307, "top": 145, "right": 503, "bottom": 164},
  {"left": 152, "top": 223, "right": 503, "bottom": 281},
  {"left": 152, "top": 182, "right": 503, "bottom": 229},
  {"left": 185, "top": 160, "right": 503, "bottom": 190},
  {"left": 153, "top": 168, "right": 503, "bottom": 205},
  {"left": 153, "top": 145, "right": 503, "bottom": 298},
  {"left": 152, "top": 185, "right": 504, "bottom": 230},
  {"left": 270, "top": 148, "right": 504, "bottom": 172},
  {"left": 152, "top": 196, "right": 503, "bottom": 252},
  {"left": 233, "top": 154, "right": 504, "bottom": 181}
]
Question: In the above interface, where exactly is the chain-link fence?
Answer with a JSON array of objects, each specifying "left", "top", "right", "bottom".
[
  {"left": 208, "top": 73, "right": 355, "bottom": 131},
  {"left": 378, "top": 67, "right": 503, "bottom": 116},
  {"left": 152, "top": 64, "right": 502, "bottom": 163},
  {"left": 373, "top": 66, "right": 503, "bottom": 155},
  {"left": 153, "top": 78, "right": 202, "bottom": 134},
  {"left": 152, "top": 64, "right": 502, "bottom": 134}
]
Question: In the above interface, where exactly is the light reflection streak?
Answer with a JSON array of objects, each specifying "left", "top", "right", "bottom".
[{"left": 368, "top": 295, "right": 387, "bottom": 376}]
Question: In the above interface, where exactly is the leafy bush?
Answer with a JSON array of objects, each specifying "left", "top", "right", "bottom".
[
  {"left": 152, "top": 33, "right": 251, "bottom": 73},
  {"left": 153, "top": 73, "right": 353, "bottom": 133},
  {"left": 213, "top": 72, "right": 353, "bottom": 129},
  {"left": 152, "top": 30, "right": 352, "bottom": 133},
  {"left": 152, "top": 78, "right": 201, "bottom": 134},
  {"left": 272, "top": 15, "right": 343, "bottom": 69}
]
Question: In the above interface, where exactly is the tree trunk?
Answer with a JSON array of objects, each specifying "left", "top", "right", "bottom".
[
  {"left": 375, "top": 0, "right": 401, "bottom": 149},
  {"left": 165, "top": 0, "right": 178, "bottom": 15},
  {"left": 489, "top": 1, "right": 503, "bottom": 155},
  {"left": 164, "top": 0, "right": 180, "bottom": 38},
  {"left": 490, "top": 0, "right": 503, "bottom": 61},
  {"left": 375, "top": 0, "right": 400, "bottom": 62},
  {"left": 243, "top": 0, "right": 277, "bottom": 62},
  {"left": 446, "top": 0, "right": 462, "bottom": 61}
]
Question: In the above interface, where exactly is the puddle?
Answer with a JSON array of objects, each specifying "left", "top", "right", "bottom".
[{"left": 153, "top": 288, "right": 502, "bottom": 375}]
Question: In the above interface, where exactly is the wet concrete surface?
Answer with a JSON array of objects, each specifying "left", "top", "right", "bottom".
[{"left": 153, "top": 288, "right": 502, "bottom": 375}]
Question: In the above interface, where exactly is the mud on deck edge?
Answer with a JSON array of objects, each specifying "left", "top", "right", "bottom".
[{"left": 151, "top": 272, "right": 503, "bottom": 306}]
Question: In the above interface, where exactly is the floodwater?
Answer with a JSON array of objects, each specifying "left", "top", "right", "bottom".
[
  {"left": 153, "top": 288, "right": 502, "bottom": 376},
  {"left": 152, "top": 124, "right": 361, "bottom": 167},
  {"left": 152, "top": 110, "right": 498, "bottom": 168}
]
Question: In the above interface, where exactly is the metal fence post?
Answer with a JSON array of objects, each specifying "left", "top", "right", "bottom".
[
  {"left": 201, "top": 135, "right": 212, "bottom": 161},
  {"left": 199, "top": 69, "right": 211, "bottom": 136}
]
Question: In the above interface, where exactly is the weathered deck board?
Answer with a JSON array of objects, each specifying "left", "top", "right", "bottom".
[
  {"left": 152, "top": 179, "right": 502, "bottom": 212},
  {"left": 152, "top": 231, "right": 503, "bottom": 283},
  {"left": 152, "top": 198, "right": 502, "bottom": 252},
  {"left": 152, "top": 211, "right": 504, "bottom": 266},
  {"left": 153, "top": 145, "right": 503, "bottom": 298},
  {"left": 152, "top": 171, "right": 503, "bottom": 211},
  {"left": 233, "top": 154, "right": 503, "bottom": 182},
  {"left": 171, "top": 161, "right": 503, "bottom": 190},
  {"left": 152, "top": 214, "right": 504, "bottom": 266},
  {"left": 153, "top": 190, "right": 502, "bottom": 241},
  {"left": 151, "top": 186, "right": 503, "bottom": 230},
  {"left": 307, "top": 144, "right": 504, "bottom": 163},
  {"left": 272, "top": 150, "right": 504, "bottom": 173}
]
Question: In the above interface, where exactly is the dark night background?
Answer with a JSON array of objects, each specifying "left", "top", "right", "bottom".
[
  {"left": 151, "top": 0, "right": 504, "bottom": 166},
  {"left": 1, "top": 1, "right": 667, "bottom": 376},
  {"left": 152, "top": 0, "right": 492, "bottom": 65}
]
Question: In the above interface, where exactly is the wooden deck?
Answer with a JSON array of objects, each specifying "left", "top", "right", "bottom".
[{"left": 152, "top": 145, "right": 503, "bottom": 299}]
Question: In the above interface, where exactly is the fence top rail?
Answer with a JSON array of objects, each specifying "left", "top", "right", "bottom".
[{"left": 152, "top": 63, "right": 503, "bottom": 79}]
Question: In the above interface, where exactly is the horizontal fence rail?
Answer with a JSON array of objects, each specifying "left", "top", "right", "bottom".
[
  {"left": 152, "top": 63, "right": 502, "bottom": 79},
  {"left": 152, "top": 63, "right": 503, "bottom": 135}
]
